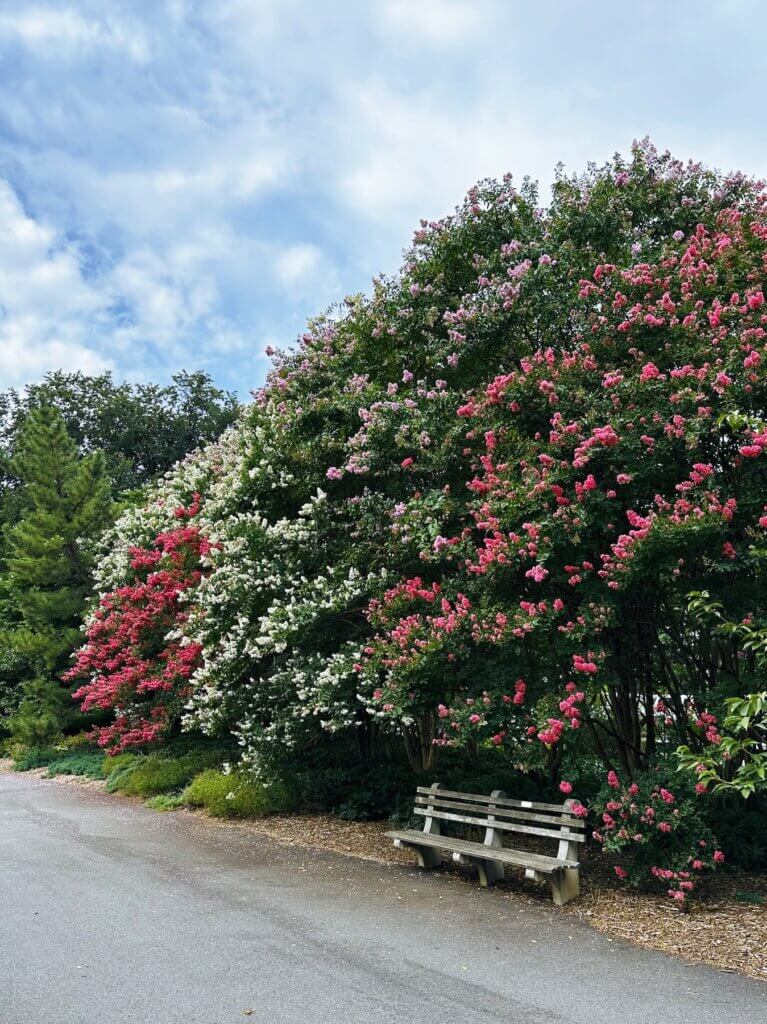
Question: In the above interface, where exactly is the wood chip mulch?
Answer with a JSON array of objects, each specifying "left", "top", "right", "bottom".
[
  {"left": 567, "top": 879, "right": 767, "bottom": 981},
  {"left": 4, "top": 763, "right": 765, "bottom": 981}
]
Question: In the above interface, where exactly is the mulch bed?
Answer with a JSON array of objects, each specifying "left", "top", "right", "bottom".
[{"left": 4, "top": 761, "right": 765, "bottom": 981}]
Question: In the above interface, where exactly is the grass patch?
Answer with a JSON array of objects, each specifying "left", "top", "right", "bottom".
[
  {"left": 145, "top": 793, "right": 186, "bottom": 812},
  {"left": 182, "top": 769, "right": 296, "bottom": 819}
]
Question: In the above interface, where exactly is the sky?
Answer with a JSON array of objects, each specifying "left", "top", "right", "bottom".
[{"left": 0, "top": 0, "right": 765, "bottom": 397}]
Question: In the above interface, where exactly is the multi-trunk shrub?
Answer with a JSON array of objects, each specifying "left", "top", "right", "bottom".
[{"left": 67, "top": 142, "right": 767, "bottom": 888}]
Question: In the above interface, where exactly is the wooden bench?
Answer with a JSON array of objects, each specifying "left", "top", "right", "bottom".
[{"left": 385, "top": 783, "right": 585, "bottom": 905}]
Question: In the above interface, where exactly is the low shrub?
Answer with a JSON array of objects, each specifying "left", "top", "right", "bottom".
[
  {"left": 57, "top": 732, "right": 99, "bottom": 751},
  {"left": 591, "top": 763, "right": 724, "bottom": 905},
  {"left": 101, "top": 752, "right": 140, "bottom": 779},
  {"left": 108, "top": 751, "right": 221, "bottom": 797},
  {"left": 46, "top": 752, "right": 105, "bottom": 779},
  {"left": 286, "top": 743, "right": 553, "bottom": 822},
  {"left": 12, "top": 745, "right": 61, "bottom": 771},
  {"left": 145, "top": 793, "right": 186, "bottom": 812},
  {"left": 104, "top": 761, "right": 139, "bottom": 793},
  {"left": 290, "top": 763, "right": 412, "bottom": 821},
  {"left": 182, "top": 769, "right": 295, "bottom": 818}
]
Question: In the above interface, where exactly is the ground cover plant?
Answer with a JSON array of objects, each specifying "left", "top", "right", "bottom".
[
  {"left": 181, "top": 769, "right": 295, "bottom": 818},
  {"left": 56, "top": 141, "right": 767, "bottom": 900},
  {"left": 104, "top": 751, "right": 221, "bottom": 798},
  {"left": 45, "top": 752, "right": 106, "bottom": 779}
]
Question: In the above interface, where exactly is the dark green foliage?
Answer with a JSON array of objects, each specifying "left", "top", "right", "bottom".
[
  {"left": 0, "top": 370, "right": 240, "bottom": 497},
  {"left": 3, "top": 406, "right": 112, "bottom": 671},
  {"left": 707, "top": 797, "right": 767, "bottom": 872},
  {"left": 1, "top": 407, "right": 113, "bottom": 740},
  {"left": 0, "top": 631, "right": 31, "bottom": 734},
  {"left": 12, "top": 745, "right": 60, "bottom": 771},
  {"left": 8, "top": 677, "right": 88, "bottom": 745},
  {"left": 45, "top": 752, "right": 105, "bottom": 779},
  {"left": 182, "top": 769, "right": 296, "bottom": 818},
  {"left": 284, "top": 742, "right": 551, "bottom": 822},
  {"left": 735, "top": 891, "right": 765, "bottom": 905},
  {"left": 294, "top": 763, "right": 413, "bottom": 821},
  {"left": 557, "top": 753, "right": 609, "bottom": 804}
]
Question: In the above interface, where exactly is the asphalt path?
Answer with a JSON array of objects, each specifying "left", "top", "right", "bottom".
[{"left": 1, "top": 771, "right": 765, "bottom": 1024}]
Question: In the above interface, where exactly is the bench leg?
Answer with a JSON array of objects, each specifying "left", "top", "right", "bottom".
[
  {"left": 414, "top": 846, "right": 442, "bottom": 870},
  {"left": 550, "top": 868, "right": 580, "bottom": 906},
  {"left": 475, "top": 858, "right": 505, "bottom": 888},
  {"left": 395, "top": 839, "right": 442, "bottom": 870},
  {"left": 455, "top": 855, "right": 504, "bottom": 888}
]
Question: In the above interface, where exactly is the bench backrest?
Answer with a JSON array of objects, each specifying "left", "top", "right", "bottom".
[{"left": 414, "top": 784, "right": 585, "bottom": 860}]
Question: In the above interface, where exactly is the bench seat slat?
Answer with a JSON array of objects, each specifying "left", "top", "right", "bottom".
[
  {"left": 413, "top": 806, "right": 586, "bottom": 842},
  {"left": 414, "top": 794, "right": 586, "bottom": 829},
  {"left": 385, "top": 830, "right": 579, "bottom": 873},
  {"left": 416, "top": 786, "right": 574, "bottom": 815}
]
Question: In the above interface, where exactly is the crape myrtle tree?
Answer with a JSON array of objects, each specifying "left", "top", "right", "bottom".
[
  {"left": 364, "top": 196, "right": 767, "bottom": 782},
  {"left": 73, "top": 143, "right": 766, "bottom": 800},
  {"left": 64, "top": 494, "right": 211, "bottom": 753}
]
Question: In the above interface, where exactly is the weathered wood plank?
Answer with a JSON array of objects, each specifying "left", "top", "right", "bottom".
[
  {"left": 385, "top": 830, "right": 579, "bottom": 872},
  {"left": 413, "top": 806, "right": 586, "bottom": 842},
  {"left": 415, "top": 786, "right": 577, "bottom": 815},
  {"left": 414, "top": 795, "right": 586, "bottom": 829}
]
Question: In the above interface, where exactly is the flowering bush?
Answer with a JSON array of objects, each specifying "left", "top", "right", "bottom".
[
  {"left": 592, "top": 765, "right": 724, "bottom": 903},
  {"left": 358, "top": 150, "right": 767, "bottom": 777},
  {"left": 71, "top": 142, "right": 766, "bottom": 825},
  {"left": 65, "top": 497, "right": 211, "bottom": 752}
]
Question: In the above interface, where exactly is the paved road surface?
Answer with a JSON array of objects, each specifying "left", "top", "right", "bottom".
[{"left": 1, "top": 771, "right": 765, "bottom": 1024}]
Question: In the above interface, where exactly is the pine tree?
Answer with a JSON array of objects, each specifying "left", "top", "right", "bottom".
[{"left": 3, "top": 407, "right": 113, "bottom": 737}]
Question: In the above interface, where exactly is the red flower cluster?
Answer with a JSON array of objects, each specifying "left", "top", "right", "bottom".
[{"left": 64, "top": 497, "right": 210, "bottom": 753}]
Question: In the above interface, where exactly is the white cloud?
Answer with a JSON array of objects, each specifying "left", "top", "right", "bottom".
[
  {"left": 274, "top": 243, "right": 322, "bottom": 287},
  {"left": 0, "top": 181, "right": 113, "bottom": 386},
  {"left": 149, "top": 157, "right": 286, "bottom": 202},
  {"left": 272, "top": 243, "right": 343, "bottom": 314},
  {"left": 0, "top": 180, "right": 253, "bottom": 388},
  {"left": 0, "top": 324, "right": 111, "bottom": 382},
  {"left": 28, "top": 129, "right": 291, "bottom": 239},
  {"left": 381, "top": 0, "right": 481, "bottom": 44},
  {"left": 0, "top": 8, "right": 149, "bottom": 61},
  {"left": 339, "top": 83, "right": 567, "bottom": 229}
]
